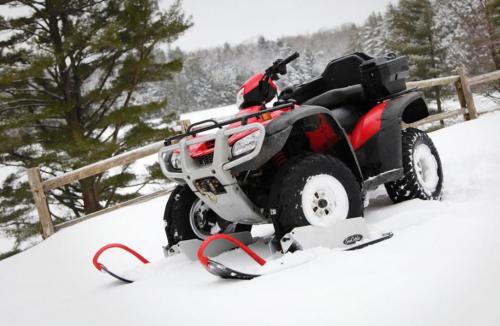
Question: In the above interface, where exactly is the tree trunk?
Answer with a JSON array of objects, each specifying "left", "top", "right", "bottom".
[
  {"left": 483, "top": 0, "right": 500, "bottom": 70},
  {"left": 435, "top": 86, "right": 445, "bottom": 127},
  {"left": 80, "top": 177, "right": 101, "bottom": 214}
]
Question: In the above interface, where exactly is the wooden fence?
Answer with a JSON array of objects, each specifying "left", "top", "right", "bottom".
[{"left": 27, "top": 67, "right": 500, "bottom": 239}]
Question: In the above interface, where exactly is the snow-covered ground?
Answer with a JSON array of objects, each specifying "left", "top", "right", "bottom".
[{"left": 1, "top": 111, "right": 500, "bottom": 325}]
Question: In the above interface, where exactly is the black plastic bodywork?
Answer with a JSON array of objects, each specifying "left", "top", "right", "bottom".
[
  {"left": 234, "top": 105, "right": 364, "bottom": 186},
  {"left": 355, "top": 91, "right": 429, "bottom": 188},
  {"left": 235, "top": 91, "right": 429, "bottom": 192},
  {"left": 303, "top": 84, "right": 368, "bottom": 133}
]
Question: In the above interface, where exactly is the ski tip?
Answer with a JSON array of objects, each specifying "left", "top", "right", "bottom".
[
  {"left": 100, "top": 265, "right": 135, "bottom": 284},
  {"left": 205, "top": 259, "right": 261, "bottom": 280}
]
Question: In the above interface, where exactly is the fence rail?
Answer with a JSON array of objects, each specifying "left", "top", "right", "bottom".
[{"left": 27, "top": 67, "right": 500, "bottom": 239}]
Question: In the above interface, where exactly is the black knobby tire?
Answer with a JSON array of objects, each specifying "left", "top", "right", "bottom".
[
  {"left": 275, "top": 153, "right": 363, "bottom": 238},
  {"left": 164, "top": 184, "right": 251, "bottom": 245},
  {"left": 385, "top": 128, "right": 443, "bottom": 203}
]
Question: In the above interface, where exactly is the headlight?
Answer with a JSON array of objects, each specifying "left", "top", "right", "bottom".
[
  {"left": 231, "top": 130, "right": 261, "bottom": 157},
  {"left": 236, "top": 88, "right": 244, "bottom": 108},
  {"left": 170, "top": 151, "right": 181, "bottom": 169}
]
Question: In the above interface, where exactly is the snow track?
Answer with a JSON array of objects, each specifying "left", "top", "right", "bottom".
[{"left": 1, "top": 113, "right": 500, "bottom": 326}]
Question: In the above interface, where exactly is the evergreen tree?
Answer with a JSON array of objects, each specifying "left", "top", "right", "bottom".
[
  {"left": 487, "top": 0, "right": 500, "bottom": 69},
  {"left": 350, "top": 12, "right": 391, "bottom": 57},
  {"left": 437, "top": 0, "right": 500, "bottom": 73},
  {"left": 388, "top": 0, "right": 448, "bottom": 117},
  {"left": 0, "top": 0, "right": 191, "bottom": 245}
]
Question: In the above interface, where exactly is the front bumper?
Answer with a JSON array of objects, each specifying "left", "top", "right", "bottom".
[{"left": 158, "top": 123, "right": 268, "bottom": 224}]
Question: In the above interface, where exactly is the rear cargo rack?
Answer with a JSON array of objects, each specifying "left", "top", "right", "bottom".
[{"left": 164, "top": 101, "right": 296, "bottom": 145}]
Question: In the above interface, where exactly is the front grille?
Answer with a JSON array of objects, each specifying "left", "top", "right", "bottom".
[{"left": 195, "top": 153, "right": 214, "bottom": 166}]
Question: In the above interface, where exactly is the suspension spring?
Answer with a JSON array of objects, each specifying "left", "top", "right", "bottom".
[{"left": 273, "top": 151, "right": 287, "bottom": 167}]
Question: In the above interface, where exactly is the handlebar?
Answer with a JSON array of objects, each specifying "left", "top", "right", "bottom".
[
  {"left": 280, "top": 52, "right": 300, "bottom": 66},
  {"left": 265, "top": 52, "right": 300, "bottom": 80}
]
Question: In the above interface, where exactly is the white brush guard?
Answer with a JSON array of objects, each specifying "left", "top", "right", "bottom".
[{"left": 158, "top": 123, "right": 267, "bottom": 224}]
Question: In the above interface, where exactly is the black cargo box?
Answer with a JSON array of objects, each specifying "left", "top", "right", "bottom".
[{"left": 360, "top": 55, "right": 409, "bottom": 100}]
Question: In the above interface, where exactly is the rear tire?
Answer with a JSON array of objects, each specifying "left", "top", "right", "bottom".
[
  {"left": 275, "top": 154, "right": 363, "bottom": 238},
  {"left": 164, "top": 185, "right": 251, "bottom": 245},
  {"left": 385, "top": 128, "right": 443, "bottom": 203}
]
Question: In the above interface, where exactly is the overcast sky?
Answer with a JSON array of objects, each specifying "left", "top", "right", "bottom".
[
  {"left": 162, "top": 0, "right": 396, "bottom": 51},
  {"left": 1, "top": 0, "right": 396, "bottom": 51}
]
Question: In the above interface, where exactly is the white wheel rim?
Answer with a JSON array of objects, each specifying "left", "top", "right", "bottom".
[
  {"left": 413, "top": 143, "right": 439, "bottom": 195},
  {"left": 189, "top": 199, "right": 220, "bottom": 239},
  {"left": 301, "top": 174, "right": 349, "bottom": 227}
]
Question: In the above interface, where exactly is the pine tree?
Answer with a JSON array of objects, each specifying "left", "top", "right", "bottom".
[
  {"left": 350, "top": 12, "right": 391, "bottom": 57},
  {"left": 0, "top": 0, "right": 191, "bottom": 245},
  {"left": 388, "top": 0, "right": 448, "bottom": 118},
  {"left": 487, "top": 0, "right": 500, "bottom": 70},
  {"left": 437, "top": 0, "right": 500, "bottom": 73}
]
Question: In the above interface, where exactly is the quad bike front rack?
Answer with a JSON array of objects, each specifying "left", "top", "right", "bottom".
[{"left": 163, "top": 101, "right": 296, "bottom": 145}]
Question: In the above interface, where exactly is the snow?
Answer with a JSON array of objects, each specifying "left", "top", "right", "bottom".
[
  {"left": 0, "top": 166, "right": 24, "bottom": 252},
  {"left": 2, "top": 112, "right": 500, "bottom": 325},
  {"left": 0, "top": 165, "right": 18, "bottom": 184},
  {"left": 180, "top": 104, "right": 238, "bottom": 123}
]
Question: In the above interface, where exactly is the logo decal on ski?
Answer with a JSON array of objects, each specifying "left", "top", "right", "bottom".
[{"left": 343, "top": 234, "right": 363, "bottom": 245}]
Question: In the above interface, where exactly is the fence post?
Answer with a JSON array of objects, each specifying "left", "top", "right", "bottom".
[
  {"left": 457, "top": 66, "right": 478, "bottom": 120},
  {"left": 179, "top": 119, "right": 191, "bottom": 133},
  {"left": 27, "top": 167, "right": 54, "bottom": 239},
  {"left": 454, "top": 78, "right": 468, "bottom": 121}
]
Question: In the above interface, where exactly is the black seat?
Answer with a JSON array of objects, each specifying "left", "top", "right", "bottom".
[
  {"left": 302, "top": 84, "right": 366, "bottom": 110},
  {"left": 281, "top": 52, "right": 373, "bottom": 104}
]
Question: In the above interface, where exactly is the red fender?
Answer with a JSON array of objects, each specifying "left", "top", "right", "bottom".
[{"left": 349, "top": 102, "right": 387, "bottom": 150}]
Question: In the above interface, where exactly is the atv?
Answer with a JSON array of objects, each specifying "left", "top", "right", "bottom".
[{"left": 158, "top": 51, "right": 444, "bottom": 253}]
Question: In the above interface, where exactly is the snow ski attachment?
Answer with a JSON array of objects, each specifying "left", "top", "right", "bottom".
[
  {"left": 279, "top": 218, "right": 394, "bottom": 253},
  {"left": 197, "top": 234, "right": 266, "bottom": 280},
  {"left": 197, "top": 218, "right": 394, "bottom": 280},
  {"left": 92, "top": 243, "right": 150, "bottom": 283}
]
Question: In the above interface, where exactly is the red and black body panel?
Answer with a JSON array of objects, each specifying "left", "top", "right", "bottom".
[
  {"left": 232, "top": 105, "right": 364, "bottom": 186},
  {"left": 239, "top": 73, "right": 277, "bottom": 108},
  {"left": 352, "top": 92, "right": 428, "bottom": 189},
  {"left": 230, "top": 91, "right": 429, "bottom": 192}
]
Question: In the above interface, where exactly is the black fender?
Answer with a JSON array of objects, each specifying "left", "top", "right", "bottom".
[
  {"left": 356, "top": 91, "right": 429, "bottom": 189},
  {"left": 232, "top": 105, "right": 364, "bottom": 187},
  {"left": 385, "top": 91, "right": 429, "bottom": 124}
]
